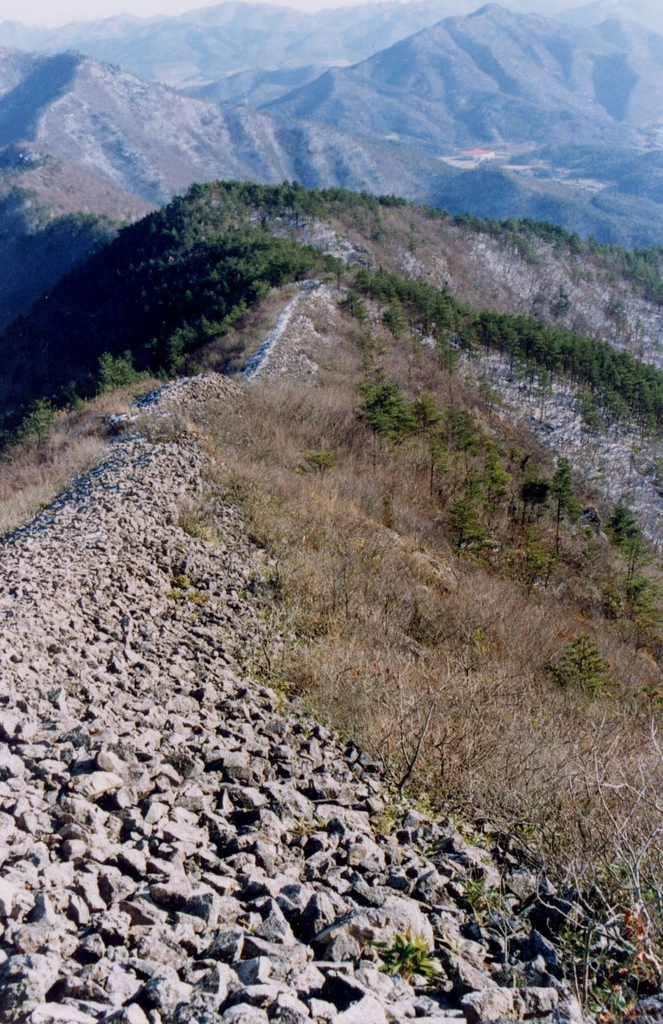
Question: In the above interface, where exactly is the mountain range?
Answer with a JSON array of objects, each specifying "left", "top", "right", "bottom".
[
  {"left": 0, "top": 50, "right": 440, "bottom": 206},
  {"left": 0, "top": 47, "right": 447, "bottom": 325},
  {"left": 0, "top": 0, "right": 589, "bottom": 89},
  {"left": 265, "top": 6, "right": 660, "bottom": 152},
  {"left": 561, "top": 0, "right": 663, "bottom": 35},
  {"left": 1, "top": 3, "right": 663, "bottom": 331}
]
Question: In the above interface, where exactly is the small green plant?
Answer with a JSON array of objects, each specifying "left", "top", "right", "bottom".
[
  {"left": 372, "top": 795, "right": 408, "bottom": 835},
  {"left": 589, "top": 980, "right": 630, "bottom": 1018},
  {"left": 438, "top": 934, "right": 471, "bottom": 957},
  {"left": 370, "top": 928, "right": 441, "bottom": 981},
  {"left": 461, "top": 876, "right": 503, "bottom": 924},
  {"left": 171, "top": 574, "right": 191, "bottom": 589},
  {"left": 545, "top": 634, "right": 608, "bottom": 693},
  {"left": 179, "top": 513, "right": 210, "bottom": 539},
  {"left": 187, "top": 590, "right": 210, "bottom": 605},
  {"left": 299, "top": 449, "right": 337, "bottom": 475},
  {"left": 290, "top": 816, "right": 325, "bottom": 839}
]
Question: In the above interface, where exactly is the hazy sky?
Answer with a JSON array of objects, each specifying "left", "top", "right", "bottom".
[{"left": 0, "top": 0, "right": 341, "bottom": 24}]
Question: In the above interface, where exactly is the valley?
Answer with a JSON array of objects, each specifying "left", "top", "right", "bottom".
[{"left": 2, "top": 3, "right": 663, "bottom": 332}]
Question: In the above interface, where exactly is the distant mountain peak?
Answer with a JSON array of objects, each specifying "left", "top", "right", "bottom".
[
  {"left": 470, "top": 4, "right": 513, "bottom": 15},
  {"left": 467, "top": 3, "right": 527, "bottom": 20}
]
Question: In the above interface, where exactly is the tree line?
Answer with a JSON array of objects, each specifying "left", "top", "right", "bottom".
[
  {"left": 4, "top": 178, "right": 663, "bottom": 447},
  {"left": 349, "top": 268, "right": 663, "bottom": 432}
]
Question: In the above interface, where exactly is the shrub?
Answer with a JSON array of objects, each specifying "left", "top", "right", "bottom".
[
  {"left": 370, "top": 930, "right": 440, "bottom": 981},
  {"left": 299, "top": 449, "right": 337, "bottom": 475},
  {"left": 545, "top": 634, "right": 608, "bottom": 693}
]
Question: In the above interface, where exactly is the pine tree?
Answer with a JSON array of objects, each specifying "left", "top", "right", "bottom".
[
  {"left": 357, "top": 380, "right": 416, "bottom": 446},
  {"left": 339, "top": 291, "right": 368, "bottom": 322},
  {"left": 448, "top": 498, "right": 486, "bottom": 548},
  {"left": 17, "top": 399, "right": 55, "bottom": 446},
  {"left": 382, "top": 301, "right": 408, "bottom": 339},
  {"left": 481, "top": 445, "right": 510, "bottom": 506},
  {"left": 299, "top": 449, "right": 337, "bottom": 475},
  {"left": 428, "top": 435, "right": 450, "bottom": 495},
  {"left": 545, "top": 634, "right": 607, "bottom": 693},
  {"left": 550, "top": 457, "right": 581, "bottom": 553},
  {"left": 446, "top": 409, "right": 482, "bottom": 468},
  {"left": 412, "top": 392, "right": 442, "bottom": 437},
  {"left": 521, "top": 475, "right": 550, "bottom": 528},
  {"left": 412, "top": 393, "right": 444, "bottom": 492}
]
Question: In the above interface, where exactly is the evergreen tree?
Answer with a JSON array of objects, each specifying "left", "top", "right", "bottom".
[
  {"left": 545, "top": 634, "right": 607, "bottom": 693},
  {"left": 446, "top": 409, "right": 482, "bottom": 467},
  {"left": 17, "top": 399, "right": 55, "bottom": 446},
  {"left": 607, "top": 505, "right": 662, "bottom": 640},
  {"left": 338, "top": 291, "right": 368, "bottom": 322},
  {"left": 481, "top": 445, "right": 510, "bottom": 506},
  {"left": 97, "top": 350, "right": 144, "bottom": 394},
  {"left": 521, "top": 475, "right": 550, "bottom": 528},
  {"left": 382, "top": 301, "right": 408, "bottom": 339},
  {"left": 412, "top": 392, "right": 442, "bottom": 437},
  {"left": 550, "top": 457, "right": 581, "bottom": 553},
  {"left": 448, "top": 498, "right": 487, "bottom": 548},
  {"left": 607, "top": 504, "right": 641, "bottom": 550},
  {"left": 412, "top": 392, "right": 444, "bottom": 492},
  {"left": 357, "top": 380, "right": 416, "bottom": 446},
  {"left": 504, "top": 528, "right": 557, "bottom": 596},
  {"left": 299, "top": 449, "right": 337, "bottom": 475},
  {"left": 428, "top": 435, "right": 450, "bottom": 495}
]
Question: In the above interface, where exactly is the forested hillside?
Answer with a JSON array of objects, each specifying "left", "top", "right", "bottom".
[
  {"left": 0, "top": 188, "right": 342, "bottom": 442},
  {"left": 5, "top": 180, "right": 663, "bottom": 447}
]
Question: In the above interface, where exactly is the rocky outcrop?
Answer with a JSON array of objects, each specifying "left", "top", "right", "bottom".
[{"left": 0, "top": 376, "right": 589, "bottom": 1023}]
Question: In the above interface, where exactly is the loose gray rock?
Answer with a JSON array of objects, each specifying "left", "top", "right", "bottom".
[{"left": 0, "top": 376, "right": 599, "bottom": 1024}]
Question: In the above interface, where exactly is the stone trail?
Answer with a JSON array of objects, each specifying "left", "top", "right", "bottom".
[
  {"left": 0, "top": 374, "right": 601, "bottom": 1024},
  {"left": 242, "top": 282, "right": 338, "bottom": 384}
]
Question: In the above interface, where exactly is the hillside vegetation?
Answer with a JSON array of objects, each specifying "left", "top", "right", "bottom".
[
  {"left": 6, "top": 180, "right": 663, "bottom": 445},
  {"left": 185, "top": 280, "right": 663, "bottom": 1013},
  {"left": 5, "top": 181, "right": 663, "bottom": 1010}
]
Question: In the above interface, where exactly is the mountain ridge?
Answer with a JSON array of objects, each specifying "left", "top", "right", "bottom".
[
  {"left": 265, "top": 5, "right": 658, "bottom": 149},
  {"left": 0, "top": 175, "right": 662, "bottom": 1021}
]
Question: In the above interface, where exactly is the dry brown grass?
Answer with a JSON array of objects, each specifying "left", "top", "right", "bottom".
[
  {"left": 189, "top": 312, "right": 663, "bottom": 900},
  {"left": 0, "top": 380, "right": 159, "bottom": 537}
]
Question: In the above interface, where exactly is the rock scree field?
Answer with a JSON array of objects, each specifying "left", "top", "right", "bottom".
[{"left": 0, "top": 373, "right": 604, "bottom": 1024}]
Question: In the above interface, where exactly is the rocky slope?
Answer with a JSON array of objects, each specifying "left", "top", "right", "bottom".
[
  {"left": 0, "top": 50, "right": 439, "bottom": 208},
  {"left": 0, "top": 372, "right": 604, "bottom": 1024},
  {"left": 284, "top": 205, "right": 663, "bottom": 363}
]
